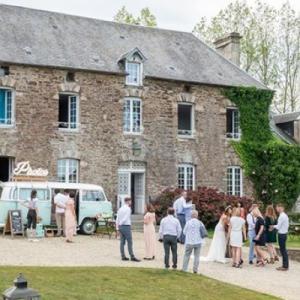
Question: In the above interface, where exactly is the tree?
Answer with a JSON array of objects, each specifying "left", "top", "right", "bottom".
[
  {"left": 193, "top": 0, "right": 300, "bottom": 113},
  {"left": 276, "top": 2, "right": 300, "bottom": 112},
  {"left": 114, "top": 6, "right": 157, "bottom": 27}
]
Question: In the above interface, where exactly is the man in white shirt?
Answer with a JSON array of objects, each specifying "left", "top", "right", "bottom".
[
  {"left": 246, "top": 204, "right": 258, "bottom": 264},
  {"left": 273, "top": 203, "right": 289, "bottom": 271},
  {"left": 116, "top": 197, "right": 140, "bottom": 262},
  {"left": 173, "top": 191, "right": 192, "bottom": 244},
  {"left": 182, "top": 210, "right": 205, "bottom": 273},
  {"left": 54, "top": 189, "right": 68, "bottom": 237},
  {"left": 159, "top": 207, "right": 182, "bottom": 269}
]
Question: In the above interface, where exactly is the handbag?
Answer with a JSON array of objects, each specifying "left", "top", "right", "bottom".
[{"left": 199, "top": 221, "right": 208, "bottom": 239}]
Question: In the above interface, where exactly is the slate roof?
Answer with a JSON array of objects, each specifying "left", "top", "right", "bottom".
[
  {"left": 0, "top": 4, "right": 266, "bottom": 89},
  {"left": 273, "top": 112, "right": 300, "bottom": 124}
]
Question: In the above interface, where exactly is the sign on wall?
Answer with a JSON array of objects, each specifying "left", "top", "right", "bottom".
[{"left": 13, "top": 161, "right": 48, "bottom": 181}]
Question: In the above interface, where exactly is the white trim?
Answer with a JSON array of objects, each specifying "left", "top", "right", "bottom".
[
  {"left": 123, "top": 97, "right": 143, "bottom": 134},
  {"left": 57, "top": 158, "right": 79, "bottom": 183},
  {"left": 177, "top": 102, "right": 195, "bottom": 138},
  {"left": 178, "top": 163, "right": 195, "bottom": 190},
  {"left": 58, "top": 93, "right": 80, "bottom": 131},
  {"left": 227, "top": 166, "right": 243, "bottom": 196},
  {"left": 125, "top": 61, "right": 143, "bottom": 86},
  {"left": 226, "top": 107, "right": 241, "bottom": 140},
  {"left": 0, "top": 87, "right": 15, "bottom": 128}
]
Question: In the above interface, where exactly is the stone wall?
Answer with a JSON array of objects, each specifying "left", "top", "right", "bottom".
[{"left": 0, "top": 65, "right": 253, "bottom": 208}]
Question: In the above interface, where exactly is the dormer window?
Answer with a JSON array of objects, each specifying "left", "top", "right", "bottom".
[
  {"left": 118, "top": 47, "right": 146, "bottom": 87},
  {"left": 126, "top": 61, "right": 142, "bottom": 86}
]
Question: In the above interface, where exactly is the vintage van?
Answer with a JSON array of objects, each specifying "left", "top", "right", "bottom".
[{"left": 0, "top": 181, "right": 113, "bottom": 234}]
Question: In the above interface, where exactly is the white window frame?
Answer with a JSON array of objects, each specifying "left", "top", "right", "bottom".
[
  {"left": 58, "top": 93, "right": 80, "bottom": 131},
  {"left": 227, "top": 166, "right": 243, "bottom": 196},
  {"left": 0, "top": 87, "right": 15, "bottom": 128},
  {"left": 123, "top": 97, "right": 143, "bottom": 134},
  {"left": 226, "top": 107, "right": 241, "bottom": 140},
  {"left": 125, "top": 61, "right": 143, "bottom": 86},
  {"left": 178, "top": 164, "right": 195, "bottom": 190},
  {"left": 177, "top": 102, "right": 195, "bottom": 138},
  {"left": 57, "top": 158, "right": 79, "bottom": 183}
]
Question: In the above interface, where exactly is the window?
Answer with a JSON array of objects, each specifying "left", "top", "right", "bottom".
[
  {"left": 66, "top": 72, "right": 75, "bottom": 82},
  {"left": 82, "top": 190, "right": 105, "bottom": 202},
  {"left": 126, "top": 62, "right": 142, "bottom": 86},
  {"left": 0, "top": 88, "right": 13, "bottom": 126},
  {"left": 58, "top": 94, "right": 79, "bottom": 130},
  {"left": 19, "top": 188, "right": 49, "bottom": 201},
  {"left": 123, "top": 98, "right": 142, "bottom": 133},
  {"left": 178, "top": 164, "right": 195, "bottom": 190},
  {"left": 226, "top": 108, "right": 240, "bottom": 139},
  {"left": 0, "top": 66, "right": 9, "bottom": 76},
  {"left": 57, "top": 159, "right": 79, "bottom": 183},
  {"left": 227, "top": 166, "right": 242, "bottom": 196},
  {"left": 178, "top": 103, "right": 194, "bottom": 136}
]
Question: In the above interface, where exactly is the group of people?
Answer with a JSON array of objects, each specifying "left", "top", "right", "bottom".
[
  {"left": 116, "top": 192, "right": 207, "bottom": 273},
  {"left": 206, "top": 202, "right": 289, "bottom": 271},
  {"left": 23, "top": 189, "right": 77, "bottom": 243},
  {"left": 116, "top": 191, "right": 290, "bottom": 273}
]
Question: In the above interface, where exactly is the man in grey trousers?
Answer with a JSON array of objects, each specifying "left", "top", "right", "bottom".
[
  {"left": 159, "top": 207, "right": 182, "bottom": 269},
  {"left": 116, "top": 197, "right": 140, "bottom": 262},
  {"left": 182, "top": 210, "right": 204, "bottom": 273}
]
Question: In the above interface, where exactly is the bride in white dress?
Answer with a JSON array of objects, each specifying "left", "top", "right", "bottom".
[{"left": 202, "top": 206, "right": 232, "bottom": 263}]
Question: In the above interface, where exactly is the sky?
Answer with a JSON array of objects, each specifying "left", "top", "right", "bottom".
[{"left": 0, "top": 0, "right": 299, "bottom": 32}]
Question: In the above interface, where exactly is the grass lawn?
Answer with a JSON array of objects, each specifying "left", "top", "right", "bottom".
[{"left": 0, "top": 267, "right": 279, "bottom": 300}]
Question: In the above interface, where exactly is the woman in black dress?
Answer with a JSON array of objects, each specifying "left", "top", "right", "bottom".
[
  {"left": 252, "top": 207, "right": 269, "bottom": 266},
  {"left": 265, "top": 205, "right": 279, "bottom": 264}
]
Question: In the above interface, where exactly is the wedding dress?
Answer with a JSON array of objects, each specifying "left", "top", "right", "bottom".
[{"left": 202, "top": 219, "right": 227, "bottom": 263}]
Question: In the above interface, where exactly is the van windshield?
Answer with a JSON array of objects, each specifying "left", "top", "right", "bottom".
[{"left": 82, "top": 190, "right": 106, "bottom": 202}]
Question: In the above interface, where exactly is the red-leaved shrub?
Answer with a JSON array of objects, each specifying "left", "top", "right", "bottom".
[{"left": 153, "top": 187, "right": 254, "bottom": 228}]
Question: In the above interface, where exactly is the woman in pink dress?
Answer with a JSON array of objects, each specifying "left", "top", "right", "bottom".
[
  {"left": 143, "top": 204, "right": 156, "bottom": 260},
  {"left": 65, "top": 191, "right": 77, "bottom": 243}
]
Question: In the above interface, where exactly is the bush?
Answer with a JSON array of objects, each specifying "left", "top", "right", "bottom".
[{"left": 153, "top": 187, "right": 254, "bottom": 228}]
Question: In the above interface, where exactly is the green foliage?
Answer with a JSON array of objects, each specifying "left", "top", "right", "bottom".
[
  {"left": 224, "top": 87, "right": 300, "bottom": 209},
  {"left": 114, "top": 6, "right": 157, "bottom": 27}
]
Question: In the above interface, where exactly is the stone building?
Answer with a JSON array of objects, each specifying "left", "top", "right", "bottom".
[{"left": 0, "top": 5, "right": 267, "bottom": 213}]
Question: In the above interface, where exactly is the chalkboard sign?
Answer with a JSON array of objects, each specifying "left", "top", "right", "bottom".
[{"left": 3, "top": 210, "right": 24, "bottom": 237}]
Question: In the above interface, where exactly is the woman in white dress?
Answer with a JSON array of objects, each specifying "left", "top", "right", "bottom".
[
  {"left": 203, "top": 206, "right": 232, "bottom": 263},
  {"left": 229, "top": 207, "right": 247, "bottom": 268}
]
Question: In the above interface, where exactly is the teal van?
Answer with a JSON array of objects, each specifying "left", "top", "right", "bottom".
[{"left": 0, "top": 181, "right": 113, "bottom": 234}]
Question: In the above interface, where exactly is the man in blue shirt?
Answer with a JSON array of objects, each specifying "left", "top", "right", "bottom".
[
  {"left": 173, "top": 191, "right": 192, "bottom": 244},
  {"left": 182, "top": 210, "right": 205, "bottom": 273}
]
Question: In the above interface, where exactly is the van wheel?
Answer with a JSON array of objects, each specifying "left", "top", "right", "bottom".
[{"left": 80, "top": 219, "right": 96, "bottom": 235}]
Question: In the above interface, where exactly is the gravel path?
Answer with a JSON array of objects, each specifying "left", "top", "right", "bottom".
[{"left": 0, "top": 233, "right": 299, "bottom": 300}]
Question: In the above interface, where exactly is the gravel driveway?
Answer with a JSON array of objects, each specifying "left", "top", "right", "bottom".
[{"left": 0, "top": 233, "right": 299, "bottom": 300}]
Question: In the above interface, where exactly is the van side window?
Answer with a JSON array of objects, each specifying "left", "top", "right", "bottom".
[
  {"left": 19, "top": 188, "right": 49, "bottom": 201},
  {"left": 12, "top": 188, "right": 18, "bottom": 200},
  {"left": 82, "top": 190, "right": 105, "bottom": 202}
]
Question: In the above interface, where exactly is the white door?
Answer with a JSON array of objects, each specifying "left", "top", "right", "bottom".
[
  {"left": 117, "top": 172, "right": 131, "bottom": 209},
  {"left": 134, "top": 173, "right": 145, "bottom": 214}
]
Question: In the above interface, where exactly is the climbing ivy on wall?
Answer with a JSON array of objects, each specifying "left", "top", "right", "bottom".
[{"left": 224, "top": 87, "right": 300, "bottom": 209}]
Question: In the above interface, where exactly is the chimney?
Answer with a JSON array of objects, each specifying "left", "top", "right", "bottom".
[{"left": 213, "top": 32, "right": 242, "bottom": 67}]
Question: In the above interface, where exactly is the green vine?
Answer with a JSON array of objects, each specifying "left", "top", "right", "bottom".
[{"left": 224, "top": 87, "right": 300, "bottom": 209}]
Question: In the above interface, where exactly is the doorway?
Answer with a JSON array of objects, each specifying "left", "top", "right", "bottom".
[
  {"left": 118, "top": 169, "right": 145, "bottom": 215},
  {"left": 0, "top": 156, "right": 14, "bottom": 182}
]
